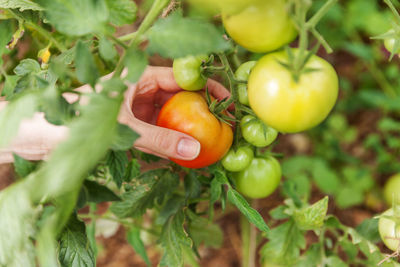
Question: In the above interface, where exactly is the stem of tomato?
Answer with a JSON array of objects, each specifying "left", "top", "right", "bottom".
[
  {"left": 240, "top": 199, "right": 257, "bottom": 267},
  {"left": 384, "top": 0, "right": 400, "bottom": 25},
  {"left": 112, "top": 0, "right": 170, "bottom": 79}
]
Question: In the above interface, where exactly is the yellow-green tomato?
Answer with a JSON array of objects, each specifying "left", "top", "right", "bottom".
[
  {"left": 241, "top": 115, "right": 278, "bottom": 147},
  {"left": 379, "top": 208, "right": 400, "bottom": 251},
  {"left": 173, "top": 55, "right": 208, "bottom": 91},
  {"left": 233, "top": 156, "right": 281, "bottom": 199},
  {"left": 235, "top": 61, "right": 257, "bottom": 106},
  {"left": 221, "top": 146, "right": 253, "bottom": 172},
  {"left": 222, "top": 0, "right": 297, "bottom": 53},
  {"left": 383, "top": 30, "right": 400, "bottom": 54},
  {"left": 384, "top": 174, "right": 400, "bottom": 206},
  {"left": 248, "top": 50, "right": 339, "bottom": 133}
]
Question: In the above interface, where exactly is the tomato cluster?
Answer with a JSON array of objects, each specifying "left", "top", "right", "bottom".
[{"left": 156, "top": 0, "right": 339, "bottom": 200}]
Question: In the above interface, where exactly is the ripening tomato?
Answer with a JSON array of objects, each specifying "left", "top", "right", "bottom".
[
  {"left": 222, "top": 0, "right": 297, "bottom": 53},
  {"left": 379, "top": 208, "right": 400, "bottom": 251},
  {"left": 233, "top": 156, "right": 281, "bottom": 199},
  {"left": 157, "top": 91, "right": 233, "bottom": 168},
  {"left": 248, "top": 49, "right": 339, "bottom": 133},
  {"left": 235, "top": 61, "right": 256, "bottom": 106},
  {"left": 173, "top": 55, "right": 208, "bottom": 91}
]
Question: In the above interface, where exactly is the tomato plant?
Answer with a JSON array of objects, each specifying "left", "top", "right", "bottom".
[
  {"left": 384, "top": 173, "right": 400, "bottom": 206},
  {"left": 222, "top": 146, "right": 253, "bottom": 172},
  {"left": 248, "top": 50, "right": 339, "bottom": 133},
  {"left": 222, "top": 0, "right": 297, "bottom": 53},
  {"left": 241, "top": 115, "right": 278, "bottom": 147},
  {"left": 233, "top": 156, "right": 281, "bottom": 199},
  {"left": 379, "top": 208, "right": 400, "bottom": 251},
  {"left": 173, "top": 55, "right": 208, "bottom": 91},
  {"left": 235, "top": 61, "right": 256, "bottom": 106},
  {"left": 157, "top": 91, "right": 233, "bottom": 168}
]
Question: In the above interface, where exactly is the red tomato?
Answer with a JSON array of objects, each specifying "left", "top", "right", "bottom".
[{"left": 157, "top": 91, "right": 233, "bottom": 168}]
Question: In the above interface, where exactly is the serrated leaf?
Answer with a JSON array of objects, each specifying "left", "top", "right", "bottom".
[
  {"left": 260, "top": 220, "right": 306, "bottom": 265},
  {"left": 184, "top": 171, "right": 202, "bottom": 200},
  {"left": 82, "top": 180, "right": 120, "bottom": 203},
  {"left": 124, "top": 158, "right": 141, "bottom": 182},
  {"left": 227, "top": 189, "right": 269, "bottom": 233},
  {"left": 75, "top": 41, "right": 100, "bottom": 88},
  {"left": 0, "top": 0, "right": 43, "bottom": 11},
  {"left": 37, "top": 0, "right": 108, "bottom": 36},
  {"left": 13, "top": 154, "right": 38, "bottom": 178},
  {"left": 58, "top": 213, "right": 95, "bottom": 267},
  {"left": 105, "top": 0, "right": 137, "bottom": 26},
  {"left": 111, "top": 169, "right": 179, "bottom": 218},
  {"left": 294, "top": 196, "right": 328, "bottom": 231},
  {"left": 110, "top": 123, "right": 139, "bottom": 151},
  {"left": 127, "top": 227, "right": 151, "bottom": 267},
  {"left": 156, "top": 195, "right": 184, "bottom": 225},
  {"left": 14, "top": 59, "right": 41, "bottom": 76},
  {"left": 123, "top": 46, "right": 148, "bottom": 83},
  {"left": 147, "top": 12, "right": 231, "bottom": 58},
  {"left": 106, "top": 150, "right": 129, "bottom": 188},
  {"left": 187, "top": 211, "right": 223, "bottom": 248},
  {"left": 159, "top": 210, "right": 192, "bottom": 267}
]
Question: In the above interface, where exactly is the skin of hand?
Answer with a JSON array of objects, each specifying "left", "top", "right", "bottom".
[{"left": 0, "top": 66, "right": 231, "bottom": 163}]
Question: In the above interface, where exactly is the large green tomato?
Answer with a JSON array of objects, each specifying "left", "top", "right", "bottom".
[
  {"left": 379, "top": 208, "right": 400, "bottom": 251},
  {"left": 241, "top": 115, "right": 278, "bottom": 147},
  {"left": 233, "top": 157, "right": 281, "bottom": 199},
  {"left": 173, "top": 55, "right": 208, "bottom": 91},
  {"left": 384, "top": 174, "right": 400, "bottom": 206},
  {"left": 222, "top": 0, "right": 297, "bottom": 53},
  {"left": 221, "top": 146, "right": 253, "bottom": 172},
  {"left": 235, "top": 61, "right": 256, "bottom": 106},
  {"left": 248, "top": 50, "right": 339, "bottom": 133}
]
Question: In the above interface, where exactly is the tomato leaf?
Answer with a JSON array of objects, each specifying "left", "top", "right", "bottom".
[
  {"left": 106, "top": 150, "right": 129, "bottom": 188},
  {"left": 293, "top": 196, "right": 328, "bottom": 231},
  {"left": 81, "top": 180, "right": 121, "bottom": 203},
  {"left": 0, "top": 0, "right": 43, "bottom": 11},
  {"left": 13, "top": 154, "right": 38, "bottom": 178},
  {"left": 187, "top": 210, "right": 223, "bottom": 249},
  {"left": 99, "top": 36, "right": 118, "bottom": 62},
  {"left": 123, "top": 46, "right": 148, "bottom": 83},
  {"left": 127, "top": 227, "right": 151, "bottom": 267},
  {"left": 110, "top": 123, "right": 139, "bottom": 151},
  {"left": 147, "top": 12, "right": 232, "bottom": 58},
  {"left": 58, "top": 213, "right": 95, "bottom": 267},
  {"left": 75, "top": 41, "right": 100, "bottom": 88},
  {"left": 105, "top": 0, "right": 137, "bottom": 26}
]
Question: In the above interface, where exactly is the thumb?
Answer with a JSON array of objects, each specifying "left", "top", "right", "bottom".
[{"left": 132, "top": 119, "right": 201, "bottom": 160}]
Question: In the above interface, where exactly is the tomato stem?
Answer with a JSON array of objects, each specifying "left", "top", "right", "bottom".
[{"left": 384, "top": 0, "right": 400, "bottom": 26}]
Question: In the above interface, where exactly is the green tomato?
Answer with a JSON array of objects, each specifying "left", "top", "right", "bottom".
[
  {"left": 383, "top": 30, "right": 400, "bottom": 54},
  {"left": 235, "top": 61, "right": 257, "bottom": 106},
  {"left": 222, "top": 0, "right": 297, "bottom": 53},
  {"left": 384, "top": 173, "right": 400, "bottom": 206},
  {"left": 248, "top": 49, "right": 339, "bottom": 133},
  {"left": 241, "top": 115, "right": 278, "bottom": 147},
  {"left": 221, "top": 146, "right": 253, "bottom": 172},
  {"left": 379, "top": 208, "right": 400, "bottom": 251},
  {"left": 173, "top": 55, "right": 208, "bottom": 91},
  {"left": 233, "top": 156, "right": 281, "bottom": 199}
]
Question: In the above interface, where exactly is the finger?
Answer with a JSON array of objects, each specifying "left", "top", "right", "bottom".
[
  {"left": 132, "top": 119, "right": 201, "bottom": 161},
  {"left": 206, "top": 79, "right": 234, "bottom": 111},
  {"left": 134, "top": 146, "right": 168, "bottom": 159}
]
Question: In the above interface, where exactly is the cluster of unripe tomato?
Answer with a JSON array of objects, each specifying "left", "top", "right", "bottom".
[{"left": 157, "top": 0, "right": 339, "bottom": 199}]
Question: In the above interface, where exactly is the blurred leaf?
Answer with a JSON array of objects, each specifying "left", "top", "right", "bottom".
[
  {"left": 187, "top": 210, "right": 223, "bottom": 248},
  {"left": 106, "top": 150, "right": 129, "bottom": 188},
  {"left": 335, "top": 187, "right": 363, "bottom": 208},
  {"left": 123, "top": 46, "right": 148, "bottom": 83},
  {"left": 147, "top": 12, "right": 231, "bottom": 58},
  {"left": 184, "top": 171, "right": 202, "bottom": 200},
  {"left": 75, "top": 41, "right": 100, "bottom": 88},
  {"left": 1, "top": 75, "right": 19, "bottom": 98},
  {"left": 356, "top": 218, "right": 380, "bottom": 243},
  {"left": 311, "top": 159, "right": 340, "bottom": 195},
  {"left": 127, "top": 227, "right": 151, "bottom": 267},
  {"left": 261, "top": 220, "right": 305, "bottom": 265},
  {"left": 13, "top": 154, "right": 38, "bottom": 178},
  {"left": 105, "top": 0, "right": 137, "bottom": 26},
  {"left": 326, "top": 256, "right": 347, "bottom": 267},
  {"left": 81, "top": 180, "right": 120, "bottom": 203},
  {"left": 111, "top": 169, "right": 179, "bottom": 218},
  {"left": 58, "top": 213, "right": 95, "bottom": 267},
  {"left": 342, "top": 42, "right": 373, "bottom": 62},
  {"left": 99, "top": 37, "right": 117, "bottom": 62},
  {"left": 124, "top": 158, "right": 141, "bottom": 182},
  {"left": 270, "top": 205, "right": 290, "bottom": 220},
  {"left": 0, "top": 0, "right": 43, "bottom": 11},
  {"left": 293, "top": 196, "right": 328, "bottom": 231},
  {"left": 159, "top": 210, "right": 192, "bottom": 267},
  {"left": 294, "top": 244, "right": 322, "bottom": 267},
  {"left": 37, "top": 0, "right": 109, "bottom": 36},
  {"left": 110, "top": 123, "right": 139, "bottom": 151},
  {"left": 14, "top": 59, "right": 41, "bottom": 76}
]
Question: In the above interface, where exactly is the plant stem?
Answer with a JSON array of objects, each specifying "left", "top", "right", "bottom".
[
  {"left": 306, "top": 0, "right": 338, "bottom": 28},
  {"left": 112, "top": 0, "right": 170, "bottom": 79},
  {"left": 240, "top": 200, "right": 257, "bottom": 267},
  {"left": 108, "top": 34, "right": 129, "bottom": 50},
  {"left": 6, "top": 9, "right": 67, "bottom": 52},
  {"left": 384, "top": 0, "right": 400, "bottom": 25}
]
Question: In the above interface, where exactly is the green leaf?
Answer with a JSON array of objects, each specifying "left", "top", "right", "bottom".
[
  {"left": 111, "top": 169, "right": 179, "bottom": 218},
  {"left": 294, "top": 244, "right": 322, "bottom": 267},
  {"left": 124, "top": 158, "right": 141, "bottom": 182},
  {"left": 75, "top": 41, "right": 100, "bottom": 88},
  {"left": 325, "top": 256, "right": 347, "bottom": 267},
  {"left": 105, "top": 0, "right": 137, "bottom": 26},
  {"left": 58, "top": 213, "right": 95, "bottom": 267},
  {"left": 99, "top": 37, "right": 117, "bottom": 62},
  {"left": 156, "top": 195, "right": 184, "bottom": 225},
  {"left": 123, "top": 46, "right": 148, "bottom": 83},
  {"left": 260, "top": 220, "right": 306, "bottom": 265},
  {"left": 37, "top": 0, "right": 109, "bottom": 36},
  {"left": 82, "top": 180, "right": 120, "bottom": 203},
  {"left": 110, "top": 123, "right": 139, "bottom": 151},
  {"left": 147, "top": 12, "right": 231, "bottom": 58},
  {"left": 159, "top": 210, "right": 192, "bottom": 267},
  {"left": 184, "top": 171, "right": 202, "bottom": 200},
  {"left": 0, "top": 21, "right": 13, "bottom": 57},
  {"left": 335, "top": 187, "right": 363, "bottom": 208},
  {"left": 0, "top": 0, "right": 43, "bottom": 11},
  {"left": 106, "top": 150, "right": 129, "bottom": 188},
  {"left": 127, "top": 227, "right": 151, "bottom": 267},
  {"left": 293, "top": 196, "right": 328, "bottom": 231},
  {"left": 187, "top": 210, "right": 223, "bottom": 248},
  {"left": 311, "top": 159, "right": 340, "bottom": 195},
  {"left": 2, "top": 75, "right": 19, "bottom": 98},
  {"left": 14, "top": 59, "right": 41, "bottom": 76},
  {"left": 13, "top": 154, "right": 38, "bottom": 178},
  {"left": 227, "top": 189, "right": 269, "bottom": 233},
  {"left": 356, "top": 218, "right": 380, "bottom": 243}
]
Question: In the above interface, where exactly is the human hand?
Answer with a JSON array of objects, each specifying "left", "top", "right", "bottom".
[{"left": 118, "top": 66, "right": 231, "bottom": 160}]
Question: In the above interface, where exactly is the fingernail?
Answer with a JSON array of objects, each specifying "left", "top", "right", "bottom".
[{"left": 177, "top": 138, "right": 200, "bottom": 159}]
